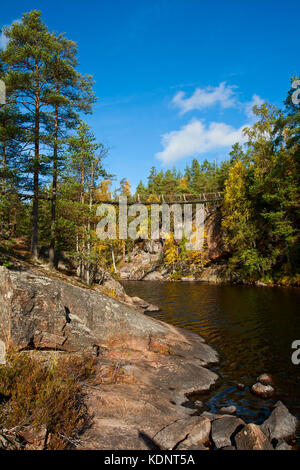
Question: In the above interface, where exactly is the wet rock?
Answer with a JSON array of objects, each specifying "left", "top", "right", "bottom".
[
  {"left": 211, "top": 416, "right": 245, "bottom": 449},
  {"left": 235, "top": 423, "right": 273, "bottom": 450},
  {"left": 152, "top": 416, "right": 211, "bottom": 450},
  {"left": 237, "top": 383, "right": 245, "bottom": 391},
  {"left": 251, "top": 382, "right": 274, "bottom": 398},
  {"left": 255, "top": 281, "right": 268, "bottom": 287},
  {"left": 261, "top": 401, "right": 298, "bottom": 442},
  {"left": 130, "top": 296, "right": 160, "bottom": 312},
  {"left": 257, "top": 373, "right": 273, "bottom": 386},
  {"left": 144, "top": 303, "right": 160, "bottom": 312},
  {"left": 219, "top": 406, "right": 237, "bottom": 415}
]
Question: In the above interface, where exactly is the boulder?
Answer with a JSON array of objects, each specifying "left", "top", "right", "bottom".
[
  {"left": 261, "top": 401, "right": 298, "bottom": 442},
  {"left": 219, "top": 406, "right": 237, "bottom": 415},
  {"left": 152, "top": 416, "right": 211, "bottom": 450},
  {"left": 235, "top": 423, "right": 273, "bottom": 450},
  {"left": 257, "top": 373, "right": 273, "bottom": 386},
  {"left": 143, "top": 271, "right": 165, "bottom": 281},
  {"left": 251, "top": 382, "right": 274, "bottom": 398},
  {"left": 177, "top": 441, "right": 207, "bottom": 450},
  {"left": 130, "top": 296, "right": 160, "bottom": 312},
  {"left": 211, "top": 416, "right": 245, "bottom": 449},
  {"left": 144, "top": 303, "right": 160, "bottom": 312},
  {"left": 119, "top": 250, "right": 162, "bottom": 280}
]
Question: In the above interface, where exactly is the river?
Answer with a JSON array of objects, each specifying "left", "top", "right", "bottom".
[{"left": 121, "top": 280, "right": 300, "bottom": 443}]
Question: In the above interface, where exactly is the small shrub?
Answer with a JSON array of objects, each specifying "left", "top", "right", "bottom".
[
  {"left": 0, "top": 351, "right": 96, "bottom": 449},
  {"left": 169, "top": 271, "right": 183, "bottom": 280}
]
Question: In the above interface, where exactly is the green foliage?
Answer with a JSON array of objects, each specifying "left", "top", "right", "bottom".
[{"left": 222, "top": 94, "right": 299, "bottom": 281}]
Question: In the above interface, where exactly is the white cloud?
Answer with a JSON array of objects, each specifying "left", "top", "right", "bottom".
[
  {"left": 0, "top": 31, "right": 9, "bottom": 50},
  {"left": 156, "top": 119, "right": 248, "bottom": 165},
  {"left": 245, "top": 94, "right": 264, "bottom": 120},
  {"left": 156, "top": 83, "right": 265, "bottom": 164},
  {"left": 0, "top": 19, "right": 21, "bottom": 50},
  {"left": 172, "top": 82, "right": 237, "bottom": 114}
]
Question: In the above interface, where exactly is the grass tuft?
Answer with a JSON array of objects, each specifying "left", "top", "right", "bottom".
[{"left": 0, "top": 351, "right": 97, "bottom": 449}]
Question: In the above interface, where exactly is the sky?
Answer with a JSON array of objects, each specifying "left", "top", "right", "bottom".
[{"left": 0, "top": 0, "right": 299, "bottom": 190}]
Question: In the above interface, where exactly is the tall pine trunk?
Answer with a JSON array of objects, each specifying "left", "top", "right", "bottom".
[
  {"left": 49, "top": 103, "right": 58, "bottom": 267},
  {"left": 1, "top": 144, "right": 6, "bottom": 236},
  {"left": 31, "top": 73, "right": 40, "bottom": 259}
]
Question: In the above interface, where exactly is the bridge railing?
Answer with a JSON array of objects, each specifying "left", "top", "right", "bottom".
[{"left": 95, "top": 192, "right": 223, "bottom": 205}]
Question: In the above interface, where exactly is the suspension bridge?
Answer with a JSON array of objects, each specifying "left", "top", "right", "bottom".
[
  {"left": 12, "top": 191, "right": 224, "bottom": 205},
  {"left": 96, "top": 192, "right": 224, "bottom": 205}
]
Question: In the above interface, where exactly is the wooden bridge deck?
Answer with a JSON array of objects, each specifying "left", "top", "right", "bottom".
[{"left": 96, "top": 192, "right": 223, "bottom": 205}]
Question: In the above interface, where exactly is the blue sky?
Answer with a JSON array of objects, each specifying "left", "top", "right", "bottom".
[{"left": 1, "top": 0, "right": 299, "bottom": 190}]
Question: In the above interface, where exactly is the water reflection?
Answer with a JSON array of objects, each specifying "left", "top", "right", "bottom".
[{"left": 122, "top": 281, "right": 300, "bottom": 435}]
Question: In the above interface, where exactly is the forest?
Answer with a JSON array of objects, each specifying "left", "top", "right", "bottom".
[{"left": 0, "top": 10, "right": 299, "bottom": 286}]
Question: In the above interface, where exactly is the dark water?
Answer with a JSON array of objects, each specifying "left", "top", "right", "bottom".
[{"left": 122, "top": 281, "right": 300, "bottom": 442}]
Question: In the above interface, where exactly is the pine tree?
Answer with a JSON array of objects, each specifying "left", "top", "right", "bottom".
[
  {"left": 66, "top": 121, "right": 108, "bottom": 282},
  {"left": 44, "top": 33, "right": 96, "bottom": 266},
  {"left": 1, "top": 11, "right": 56, "bottom": 257},
  {"left": 190, "top": 158, "right": 202, "bottom": 194}
]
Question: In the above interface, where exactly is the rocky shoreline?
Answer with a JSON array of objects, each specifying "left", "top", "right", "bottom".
[{"left": 0, "top": 265, "right": 298, "bottom": 450}]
